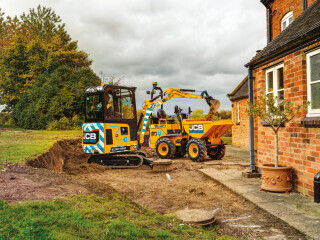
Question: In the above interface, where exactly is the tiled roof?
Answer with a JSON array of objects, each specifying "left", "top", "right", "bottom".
[
  {"left": 227, "top": 76, "right": 248, "bottom": 101},
  {"left": 246, "top": 1, "right": 320, "bottom": 67},
  {"left": 260, "top": 0, "right": 273, "bottom": 7}
]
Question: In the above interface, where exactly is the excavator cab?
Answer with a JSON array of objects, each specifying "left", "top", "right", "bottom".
[{"left": 82, "top": 84, "right": 151, "bottom": 168}]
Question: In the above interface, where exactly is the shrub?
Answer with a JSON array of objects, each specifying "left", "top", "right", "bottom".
[
  {"left": 71, "top": 114, "right": 83, "bottom": 129},
  {"left": 47, "top": 117, "right": 71, "bottom": 130},
  {"left": 0, "top": 113, "right": 12, "bottom": 125},
  {"left": 46, "top": 120, "right": 59, "bottom": 130},
  {"left": 58, "top": 117, "right": 71, "bottom": 130}
]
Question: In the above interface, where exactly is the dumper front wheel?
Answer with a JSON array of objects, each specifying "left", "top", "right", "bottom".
[
  {"left": 186, "top": 138, "right": 206, "bottom": 162},
  {"left": 208, "top": 144, "right": 226, "bottom": 160},
  {"left": 156, "top": 137, "right": 176, "bottom": 159}
]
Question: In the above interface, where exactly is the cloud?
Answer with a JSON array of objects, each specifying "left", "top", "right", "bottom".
[{"left": 1, "top": 0, "right": 267, "bottom": 111}]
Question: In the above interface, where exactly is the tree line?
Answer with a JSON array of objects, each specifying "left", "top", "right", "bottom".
[{"left": 0, "top": 6, "right": 99, "bottom": 129}]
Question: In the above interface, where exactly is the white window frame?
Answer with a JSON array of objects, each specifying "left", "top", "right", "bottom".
[
  {"left": 307, "top": 48, "right": 320, "bottom": 116},
  {"left": 281, "top": 11, "right": 293, "bottom": 31},
  {"left": 237, "top": 102, "right": 240, "bottom": 122},
  {"left": 266, "top": 64, "right": 284, "bottom": 104}
]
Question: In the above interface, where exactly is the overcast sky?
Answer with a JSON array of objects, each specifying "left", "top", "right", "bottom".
[{"left": 1, "top": 0, "right": 266, "bottom": 113}]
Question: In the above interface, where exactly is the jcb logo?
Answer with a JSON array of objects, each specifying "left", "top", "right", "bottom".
[
  {"left": 83, "top": 130, "right": 99, "bottom": 144},
  {"left": 189, "top": 124, "right": 204, "bottom": 133},
  {"left": 83, "top": 133, "right": 96, "bottom": 140}
]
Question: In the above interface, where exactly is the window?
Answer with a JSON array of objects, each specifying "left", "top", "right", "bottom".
[
  {"left": 266, "top": 64, "right": 284, "bottom": 105},
  {"left": 106, "top": 88, "right": 136, "bottom": 120},
  {"left": 86, "top": 94, "right": 103, "bottom": 121},
  {"left": 120, "top": 89, "right": 135, "bottom": 119},
  {"left": 281, "top": 12, "right": 293, "bottom": 31},
  {"left": 105, "top": 91, "right": 114, "bottom": 118},
  {"left": 307, "top": 48, "right": 320, "bottom": 116}
]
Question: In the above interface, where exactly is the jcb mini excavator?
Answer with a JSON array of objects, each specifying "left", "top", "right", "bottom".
[{"left": 82, "top": 82, "right": 233, "bottom": 168}]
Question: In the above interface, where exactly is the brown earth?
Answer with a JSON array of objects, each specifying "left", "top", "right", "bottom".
[
  {"left": 1, "top": 139, "right": 307, "bottom": 240},
  {"left": 0, "top": 164, "right": 114, "bottom": 202},
  {"left": 27, "top": 139, "right": 109, "bottom": 174}
]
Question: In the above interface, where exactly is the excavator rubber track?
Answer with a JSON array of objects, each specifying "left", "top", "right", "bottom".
[{"left": 87, "top": 151, "right": 152, "bottom": 169}]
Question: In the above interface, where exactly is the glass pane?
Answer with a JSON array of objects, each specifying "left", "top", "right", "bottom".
[
  {"left": 278, "top": 90, "right": 284, "bottom": 100},
  {"left": 277, "top": 67, "right": 284, "bottom": 89},
  {"left": 86, "top": 94, "right": 103, "bottom": 120},
  {"left": 278, "top": 90, "right": 284, "bottom": 111},
  {"left": 267, "top": 71, "right": 273, "bottom": 92},
  {"left": 105, "top": 90, "right": 114, "bottom": 118},
  {"left": 289, "top": 17, "right": 293, "bottom": 24},
  {"left": 267, "top": 92, "right": 274, "bottom": 98},
  {"left": 282, "top": 21, "right": 287, "bottom": 30},
  {"left": 121, "top": 89, "right": 135, "bottom": 119},
  {"left": 311, "top": 53, "right": 320, "bottom": 82},
  {"left": 311, "top": 82, "right": 320, "bottom": 109}
]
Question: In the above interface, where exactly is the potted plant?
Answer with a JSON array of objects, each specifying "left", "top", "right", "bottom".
[{"left": 247, "top": 95, "right": 309, "bottom": 193}]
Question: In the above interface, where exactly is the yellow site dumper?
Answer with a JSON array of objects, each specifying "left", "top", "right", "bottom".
[{"left": 143, "top": 83, "right": 234, "bottom": 162}]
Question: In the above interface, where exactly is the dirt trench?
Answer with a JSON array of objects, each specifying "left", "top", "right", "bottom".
[{"left": 26, "top": 139, "right": 109, "bottom": 174}]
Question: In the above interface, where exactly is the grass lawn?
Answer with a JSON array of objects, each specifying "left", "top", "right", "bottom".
[
  {"left": 0, "top": 194, "right": 237, "bottom": 240},
  {"left": 0, "top": 127, "right": 81, "bottom": 164}
]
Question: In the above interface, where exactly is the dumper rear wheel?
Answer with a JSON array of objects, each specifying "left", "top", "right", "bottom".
[
  {"left": 187, "top": 138, "right": 206, "bottom": 162},
  {"left": 207, "top": 143, "right": 226, "bottom": 160},
  {"left": 156, "top": 137, "right": 176, "bottom": 159}
]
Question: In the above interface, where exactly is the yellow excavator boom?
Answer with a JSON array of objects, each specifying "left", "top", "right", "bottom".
[{"left": 138, "top": 83, "right": 219, "bottom": 143}]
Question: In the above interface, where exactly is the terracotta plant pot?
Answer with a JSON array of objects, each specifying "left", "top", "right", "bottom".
[{"left": 260, "top": 164, "right": 292, "bottom": 193}]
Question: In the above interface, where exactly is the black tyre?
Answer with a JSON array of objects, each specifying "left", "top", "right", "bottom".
[
  {"left": 155, "top": 137, "right": 176, "bottom": 159},
  {"left": 207, "top": 142, "right": 226, "bottom": 160},
  {"left": 186, "top": 138, "right": 206, "bottom": 162}
]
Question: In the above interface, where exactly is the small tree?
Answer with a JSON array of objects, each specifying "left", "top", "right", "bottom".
[{"left": 247, "top": 95, "right": 309, "bottom": 167}]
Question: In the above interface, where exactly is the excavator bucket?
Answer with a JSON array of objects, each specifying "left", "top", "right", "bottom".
[{"left": 205, "top": 99, "right": 221, "bottom": 121}]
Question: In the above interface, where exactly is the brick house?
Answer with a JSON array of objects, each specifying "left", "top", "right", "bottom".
[
  {"left": 245, "top": 0, "right": 320, "bottom": 197},
  {"left": 227, "top": 76, "right": 250, "bottom": 149}
]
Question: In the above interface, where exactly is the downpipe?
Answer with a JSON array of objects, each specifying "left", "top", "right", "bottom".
[{"left": 248, "top": 66, "right": 255, "bottom": 173}]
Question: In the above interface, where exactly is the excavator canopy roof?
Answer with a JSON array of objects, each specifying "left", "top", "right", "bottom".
[{"left": 84, "top": 84, "right": 136, "bottom": 94}]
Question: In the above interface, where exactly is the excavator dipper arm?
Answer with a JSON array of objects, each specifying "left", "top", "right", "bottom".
[{"left": 138, "top": 84, "right": 219, "bottom": 144}]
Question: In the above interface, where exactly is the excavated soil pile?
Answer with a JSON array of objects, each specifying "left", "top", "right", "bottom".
[
  {"left": 27, "top": 139, "right": 108, "bottom": 175},
  {"left": 26, "top": 138, "right": 158, "bottom": 175}
]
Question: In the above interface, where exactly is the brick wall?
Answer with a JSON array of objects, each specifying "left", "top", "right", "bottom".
[
  {"left": 252, "top": 42, "right": 320, "bottom": 197},
  {"left": 231, "top": 98, "right": 250, "bottom": 150},
  {"left": 266, "top": 0, "right": 318, "bottom": 41}
]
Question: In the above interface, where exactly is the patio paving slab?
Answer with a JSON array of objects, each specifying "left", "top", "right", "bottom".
[{"left": 199, "top": 146, "right": 320, "bottom": 240}]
